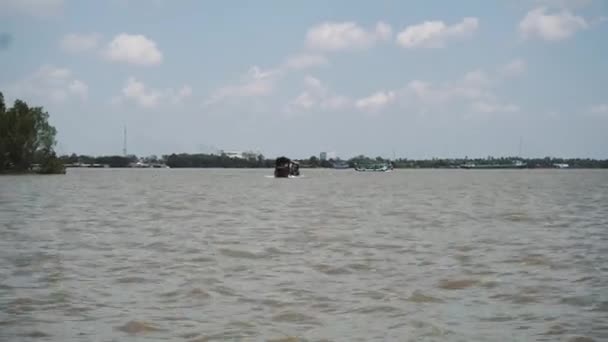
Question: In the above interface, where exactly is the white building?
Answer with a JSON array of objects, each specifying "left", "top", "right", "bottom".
[
  {"left": 221, "top": 150, "right": 243, "bottom": 159},
  {"left": 221, "top": 150, "right": 260, "bottom": 160}
]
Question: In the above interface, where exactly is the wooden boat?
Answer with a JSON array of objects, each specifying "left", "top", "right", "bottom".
[{"left": 274, "top": 157, "right": 300, "bottom": 178}]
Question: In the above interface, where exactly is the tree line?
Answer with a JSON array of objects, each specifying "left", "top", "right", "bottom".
[
  {"left": 392, "top": 157, "right": 608, "bottom": 169},
  {"left": 58, "top": 153, "right": 608, "bottom": 169}
]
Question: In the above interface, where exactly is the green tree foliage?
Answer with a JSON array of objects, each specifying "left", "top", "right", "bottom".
[
  {"left": 307, "top": 156, "right": 320, "bottom": 168},
  {"left": 165, "top": 153, "right": 274, "bottom": 168},
  {"left": 58, "top": 154, "right": 134, "bottom": 167},
  {"left": 0, "top": 92, "right": 64, "bottom": 174}
]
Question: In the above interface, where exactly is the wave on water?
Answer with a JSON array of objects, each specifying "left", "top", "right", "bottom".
[{"left": 264, "top": 175, "right": 305, "bottom": 178}]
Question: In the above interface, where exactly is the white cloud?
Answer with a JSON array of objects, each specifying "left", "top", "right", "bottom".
[
  {"left": 247, "top": 65, "right": 278, "bottom": 80},
  {"left": 405, "top": 76, "right": 490, "bottom": 106},
  {"left": 407, "top": 68, "right": 524, "bottom": 118},
  {"left": 375, "top": 22, "right": 393, "bottom": 41},
  {"left": 287, "top": 92, "right": 352, "bottom": 112},
  {"left": 104, "top": 34, "right": 163, "bottom": 66},
  {"left": 206, "top": 38, "right": 331, "bottom": 107},
  {"left": 500, "top": 58, "right": 527, "bottom": 77},
  {"left": 7, "top": 65, "right": 88, "bottom": 103},
  {"left": 519, "top": 7, "right": 588, "bottom": 41},
  {"left": 396, "top": 17, "right": 479, "bottom": 48},
  {"left": 306, "top": 21, "right": 392, "bottom": 51},
  {"left": 205, "top": 52, "right": 329, "bottom": 107},
  {"left": 287, "top": 66, "right": 515, "bottom": 115},
  {"left": 355, "top": 91, "right": 396, "bottom": 112},
  {"left": 204, "top": 78, "right": 274, "bottom": 107},
  {"left": 463, "top": 70, "right": 492, "bottom": 87},
  {"left": 406, "top": 80, "right": 432, "bottom": 100},
  {"left": 321, "top": 95, "right": 352, "bottom": 110},
  {"left": 174, "top": 85, "right": 192, "bottom": 103},
  {"left": 590, "top": 104, "right": 608, "bottom": 116},
  {"left": 283, "top": 54, "right": 328, "bottom": 69},
  {"left": 0, "top": 0, "right": 64, "bottom": 17},
  {"left": 120, "top": 77, "right": 192, "bottom": 108},
  {"left": 472, "top": 101, "right": 520, "bottom": 113},
  {"left": 122, "top": 77, "right": 161, "bottom": 108},
  {"left": 303, "top": 75, "right": 326, "bottom": 94},
  {"left": 204, "top": 64, "right": 287, "bottom": 106},
  {"left": 291, "top": 92, "right": 316, "bottom": 110},
  {"left": 403, "top": 63, "right": 526, "bottom": 111},
  {"left": 343, "top": 67, "right": 517, "bottom": 118},
  {"left": 60, "top": 33, "right": 101, "bottom": 53},
  {"left": 286, "top": 76, "right": 352, "bottom": 113},
  {"left": 67, "top": 80, "right": 88, "bottom": 99}
]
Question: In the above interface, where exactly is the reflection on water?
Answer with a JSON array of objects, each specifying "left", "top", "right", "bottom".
[{"left": 1, "top": 168, "right": 607, "bottom": 341}]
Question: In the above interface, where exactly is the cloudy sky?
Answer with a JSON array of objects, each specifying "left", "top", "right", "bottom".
[{"left": 1, "top": 0, "right": 607, "bottom": 159}]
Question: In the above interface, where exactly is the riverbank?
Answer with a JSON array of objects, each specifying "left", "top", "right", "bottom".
[{"left": 59, "top": 153, "right": 608, "bottom": 170}]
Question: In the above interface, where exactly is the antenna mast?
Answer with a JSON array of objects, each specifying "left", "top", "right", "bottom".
[
  {"left": 518, "top": 136, "right": 523, "bottom": 158},
  {"left": 123, "top": 125, "right": 127, "bottom": 156}
]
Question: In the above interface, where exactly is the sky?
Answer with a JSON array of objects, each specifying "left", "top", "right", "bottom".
[{"left": 1, "top": 0, "right": 607, "bottom": 159}]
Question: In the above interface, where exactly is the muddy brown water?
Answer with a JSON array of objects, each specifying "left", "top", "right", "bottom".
[{"left": 1, "top": 168, "right": 607, "bottom": 341}]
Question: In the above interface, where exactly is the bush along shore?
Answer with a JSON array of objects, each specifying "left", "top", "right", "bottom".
[{"left": 0, "top": 92, "right": 65, "bottom": 175}]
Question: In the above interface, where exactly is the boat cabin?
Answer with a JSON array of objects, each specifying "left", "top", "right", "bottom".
[{"left": 275, "top": 157, "right": 300, "bottom": 177}]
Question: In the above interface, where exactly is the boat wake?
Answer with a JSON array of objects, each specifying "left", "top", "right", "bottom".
[{"left": 264, "top": 175, "right": 304, "bottom": 178}]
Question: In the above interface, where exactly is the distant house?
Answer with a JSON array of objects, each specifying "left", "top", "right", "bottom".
[
  {"left": 221, "top": 150, "right": 260, "bottom": 160},
  {"left": 221, "top": 150, "right": 243, "bottom": 159}
]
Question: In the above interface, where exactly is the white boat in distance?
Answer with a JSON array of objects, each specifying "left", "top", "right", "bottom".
[{"left": 354, "top": 162, "right": 393, "bottom": 172}]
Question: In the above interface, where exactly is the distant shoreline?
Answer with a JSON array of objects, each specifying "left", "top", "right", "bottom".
[
  {"left": 59, "top": 154, "right": 608, "bottom": 170},
  {"left": 60, "top": 166, "right": 608, "bottom": 170}
]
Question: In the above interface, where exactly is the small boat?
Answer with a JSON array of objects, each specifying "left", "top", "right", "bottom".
[
  {"left": 354, "top": 162, "right": 393, "bottom": 172},
  {"left": 332, "top": 161, "right": 350, "bottom": 169},
  {"left": 274, "top": 157, "right": 300, "bottom": 178},
  {"left": 459, "top": 160, "right": 527, "bottom": 169}
]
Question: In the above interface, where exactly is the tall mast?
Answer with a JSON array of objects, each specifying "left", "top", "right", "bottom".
[
  {"left": 518, "top": 136, "right": 523, "bottom": 158},
  {"left": 123, "top": 125, "right": 127, "bottom": 156}
]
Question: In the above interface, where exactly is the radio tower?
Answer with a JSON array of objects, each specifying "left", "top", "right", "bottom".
[
  {"left": 123, "top": 125, "right": 127, "bottom": 156},
  {"left": 518, "top": 136, "right": 523, "bottom": 158}
]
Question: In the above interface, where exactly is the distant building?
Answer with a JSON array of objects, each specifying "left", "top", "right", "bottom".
[
  {"left": 221, "top": 150, "right": 243, "bottom": 159},
  {"left": 320, "top": 152, "right": 327, "bottom": 161},
  {"left": 221, "top": 150, "right": 260, "bottom": 160}
]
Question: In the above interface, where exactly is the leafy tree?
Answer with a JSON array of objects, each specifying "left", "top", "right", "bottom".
[
  {"left": 144, "top": 155, "right": 159, "bottom": 164},
  {"left": 308, "top": 156, "right": 320, "bottom": 168},
  {"left": 0, "top": 92, "right": 64, "bottom": 174},
  {"left": 320, "top": 159, "right": 332, "bottom": 168}
]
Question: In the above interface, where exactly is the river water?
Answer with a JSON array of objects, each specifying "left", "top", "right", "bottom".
[{"left": 0, "top": 168, "right": 607, "bottom": 341}]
